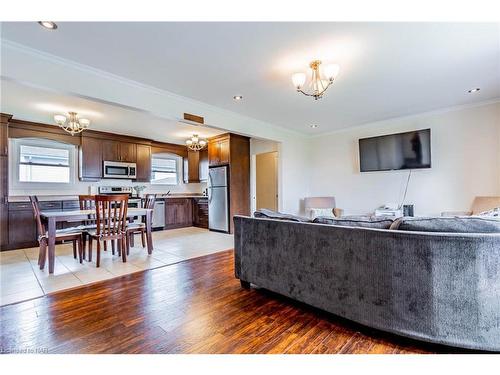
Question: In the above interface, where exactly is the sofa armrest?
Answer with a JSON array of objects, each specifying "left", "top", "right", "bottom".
[{"left": 441, "top": 210, "right": 472, "bottom": 217}]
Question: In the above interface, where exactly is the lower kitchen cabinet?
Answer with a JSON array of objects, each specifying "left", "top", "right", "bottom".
[
  {"left": 193, "top": 198, "right": 208, "bottom": 229},
  {"left": 165, "top": 198, "right": 193, "bottom": 229},
  {"left": 8, "top": 202, "right": 37, "bottom": 250},
  {"left": 4, "top": 199, "right": 82, "bottom": 251}
]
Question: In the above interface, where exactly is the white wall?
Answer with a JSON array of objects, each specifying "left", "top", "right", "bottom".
[{"left": 308, "top": 102, "right": 500, "bottom": 216}]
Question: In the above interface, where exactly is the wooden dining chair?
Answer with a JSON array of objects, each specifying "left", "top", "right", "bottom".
[
  {"left": 29, "top": 196, "right": 84, "bottom": 270},
  {"left": 87, "top": 194, "right": 129, "bottom": 267},
  {"left": 78, "top": 195, "right": 96, "bottom": 260},
  {"left": 126, "top": 194, "right": 155, "bottom": 253},
  {"left": 80, "top": 194, "right": 117, "bottom": 257}
]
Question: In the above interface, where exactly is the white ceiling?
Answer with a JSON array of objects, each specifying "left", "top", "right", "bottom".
[
  {"left": 1, "top": 22, "right": 499, "bottom": 134},
  {"left": 0, "top": 79, "right": 224, "bottom": 144}
]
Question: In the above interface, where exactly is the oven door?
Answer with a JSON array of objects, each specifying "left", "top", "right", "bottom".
[{"left": 103, "top": 162, "right": 131, "bottom": 179}]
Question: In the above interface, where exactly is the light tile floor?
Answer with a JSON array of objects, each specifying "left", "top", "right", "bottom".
[{"left": 0, "top": 227, "right": 234, "bottom": 307}]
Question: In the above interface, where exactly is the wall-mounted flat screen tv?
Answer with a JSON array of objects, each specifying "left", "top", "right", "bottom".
[{"left": 359, "top": 129, "right": 431, "bottom": 172}]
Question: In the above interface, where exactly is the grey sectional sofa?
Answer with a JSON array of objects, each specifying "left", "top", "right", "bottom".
[{"left": 233, "top": 215, "right": 500, "bottom": 351}]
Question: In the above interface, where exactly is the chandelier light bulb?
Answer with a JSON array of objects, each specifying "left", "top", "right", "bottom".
[
  {"left": 291, "top": 72, "right": 306, "bottom": 89},
  {"left": 185, "top": 134, "right": 207, "bottom": 151},
  {"left": 79, "top": 118, "right": 90, "bottom": 128},
  {"left": 292, "top": 60, "right": 339, "bottom": 100},
  {"left": 54, "top": 114, "right": 66, "bottom": 125},
  {"left": 54, "top": 111, "right": 90, "bottom": 135},
  {"left": 323, "top": 64, "right": 340, "bottom": 81}
]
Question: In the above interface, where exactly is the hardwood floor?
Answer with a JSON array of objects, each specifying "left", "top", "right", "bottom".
[{"left": 0, "top": 250, "right": 465, "bottom": 354}]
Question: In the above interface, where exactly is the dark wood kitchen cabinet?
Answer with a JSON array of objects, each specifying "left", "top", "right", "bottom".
[
  {"left": 0, "top": 115, "right": 10, "bottom": 250},
  {"left": 135, "top": 144, "right": 152, "bottom": 182},
  {"left": 0, "top": 156, "right": 8, "bottom": 249},
  {"left": 183, "top": 150, "right": 200, "bottom": 183},
  {"left": 102, "top": 139, "right": 120, "bottom": 162},
  {"left": 8, "top": 202, "right": 37, "bottom": 249},
  {"left": 5, "top": 200, "right": 84, "bottom": 250},
  {"left": 193, "top": 197, "right": 209, "bottom": 229},
  {"left": 0, "top": 117, "right": 9, "bottom": 156},
  {"left": 199, "top": 149, "right": 208, "bottom": 182},
  {"left": 208, "top": 136, "right": 230, "bottom": 167},
  {"left": 165, "top": 198, "right": 193, "bottom": 229},
  {"left": 183, "top": 149, "right": 208, "bottom": 183},
  {"left": 80, "top": 136, "right": 103, "bottom": 180},
  {"left": 102, "top": 140, "right": 136, "bottom": 163}
]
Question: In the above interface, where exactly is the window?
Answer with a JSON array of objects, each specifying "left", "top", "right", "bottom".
[
  {"left": 151, "top": 154, "right": 179, "bottom": 185},
  {"left": 11, "top": 138, "right": 76, "bottom": 185}
]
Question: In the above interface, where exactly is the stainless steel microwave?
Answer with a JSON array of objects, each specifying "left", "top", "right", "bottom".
[{"left": 103, "top": 161, "right": 137, "bottom": 179}]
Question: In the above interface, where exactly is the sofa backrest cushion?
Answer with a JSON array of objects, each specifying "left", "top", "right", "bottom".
[
  {"left": 253, "top": 209, "right": 311, "bottom": 223},
  {"left": 313, "top": 215, "right": 395, "bottom": 229},
  {"left": 390, "top": 216, "right": 500, "bottom": 233}
]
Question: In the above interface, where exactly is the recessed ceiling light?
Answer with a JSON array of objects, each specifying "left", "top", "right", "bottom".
[
  {"left": 233, "top": 95, "right": 243, "bottom": 101},
  {"left": 38, "top": 21, "right": 58, "bottom": 30},
  {"left": 310, "top": 124, "right": 319, "bottom": 129},
  {"left": 468, "top": 88, "right": 480, "bottom": 93}
]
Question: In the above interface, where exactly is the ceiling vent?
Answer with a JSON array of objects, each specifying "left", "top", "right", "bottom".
[{"left": 181, "top": 113, "right": 204, "bottom": 125}]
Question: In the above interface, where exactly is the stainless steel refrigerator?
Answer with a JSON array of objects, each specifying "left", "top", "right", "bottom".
[{"left": 208, "top": 166, "right": 229, "bottom": 233}]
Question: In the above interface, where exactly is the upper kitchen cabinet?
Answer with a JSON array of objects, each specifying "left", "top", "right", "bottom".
[
  {"left": 208, "top": 135, "right": 230, "bottom": 166},
  {"left": 183, "top": 150, "right": 200, "bottom": 183},
  {"left": 80, "top": 136, "right": 103, "bottom": 180},
  {"left": 102, "top": 140, "right": 136, "bottom": 163},
  {"left": 0, "top": 114, "right": 11, "bottom": 156},
  {"left": 120, "top": 142, "right": 137, "bottom": 162},
  {"left": 199, "top": 148, "right": 208, "bottom": 181},
  {"left": 135, "top": 144, "right": 152, "bottom": 182}
]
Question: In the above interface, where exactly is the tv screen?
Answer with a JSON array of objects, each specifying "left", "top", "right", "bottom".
[{"left": 359, "top": 129, "right": 431, "bottom": 172}]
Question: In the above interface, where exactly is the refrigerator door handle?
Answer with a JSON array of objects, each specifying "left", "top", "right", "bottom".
[{"left": 208, "top": 173, "right": 213, "bottom": 203}]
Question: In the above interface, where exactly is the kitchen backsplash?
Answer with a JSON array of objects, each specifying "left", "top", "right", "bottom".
[{"left": 9, "top": 179, "right": 207, "bottom": 197}]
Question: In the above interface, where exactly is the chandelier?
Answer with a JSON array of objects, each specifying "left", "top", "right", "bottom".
[
  {"left": 186, "top": 134, "right": 207, "bottom": 151},
  {"left": 54, "top": 112, "right": 90, "bottom": 135},
  {"left": 291, "top": 60, "right": 340, "bottom": 100}
]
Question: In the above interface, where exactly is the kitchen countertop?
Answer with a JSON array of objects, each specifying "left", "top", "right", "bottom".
[
  {"left": 8, "top": 195, "right": 80, "bottom": 202},
  {"left": 156, "top": 195, "right": 207, "bottom": 199},
  {"left": 8, "top": 194, "right": 208, "bottom": 202}
]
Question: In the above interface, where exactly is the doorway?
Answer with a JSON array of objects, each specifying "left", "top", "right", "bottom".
[{"left": 255, "top": 151, "right": 278, "bottom": 211}]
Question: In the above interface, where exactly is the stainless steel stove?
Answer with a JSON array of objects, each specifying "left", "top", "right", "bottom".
[{"left": 98, "top": 186, "right": 142, "bottom": 223}]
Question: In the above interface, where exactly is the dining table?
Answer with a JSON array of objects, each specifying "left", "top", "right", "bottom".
[{"left": 40, "top": 207, "right": 154, "bottom": 274}]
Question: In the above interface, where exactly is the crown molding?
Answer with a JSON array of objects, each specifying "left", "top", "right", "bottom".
[{"left": 310, "top": 98, "right": 500, "bottom": 138}]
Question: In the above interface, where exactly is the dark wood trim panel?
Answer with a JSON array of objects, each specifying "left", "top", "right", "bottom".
[
  {"left": 183, "top": 113, "right": 204, "bottom": 124},
  {"left": 228, "top": 134, "right": 250, "bottom": 233},
  {"left": 9, "top": 119, "right": 80, "bottom": 145},
  {"left": 151, "top": 143, "right": 187, "bottom": 158}
]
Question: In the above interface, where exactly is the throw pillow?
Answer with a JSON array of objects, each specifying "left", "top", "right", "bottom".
[
  {"left": 478, "top": 207, "right": 500, "bottom": 218},
  {"left": 309, "top": 208, "right": 335, "bottom": 219},
  {"left": 390, "top": 216, "right": 500, "bottom": 233},
  {"left": 313, "top": 215, "right": 395, "bottom": 229},
  {"left": 253, "top": 209, "right": 311, "bottom": 223}
]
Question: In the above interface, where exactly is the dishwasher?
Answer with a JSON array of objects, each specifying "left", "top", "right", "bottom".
[{"left": 152, "top": 200, "right": 165, "bottom": 229}]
